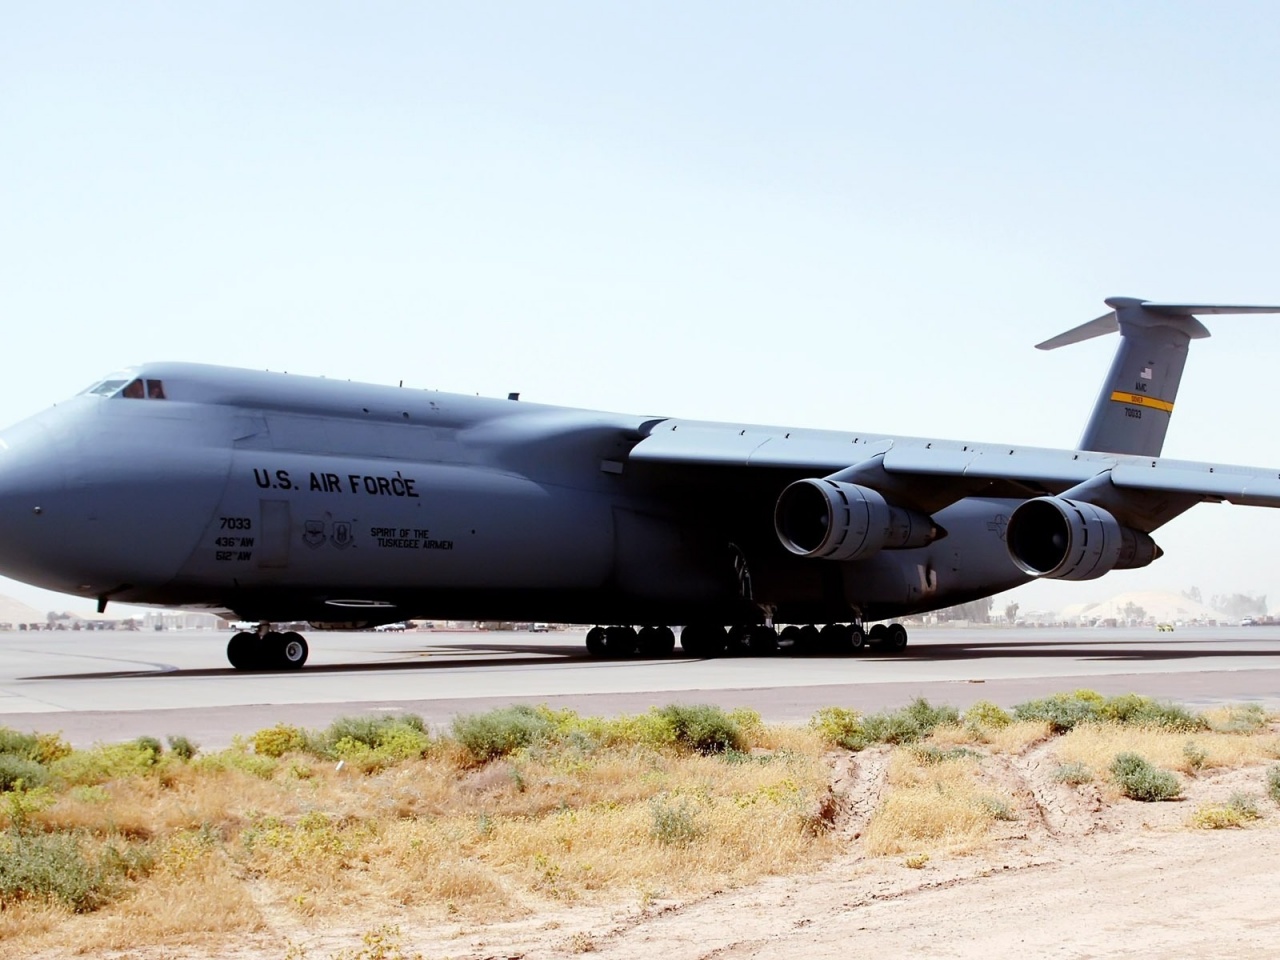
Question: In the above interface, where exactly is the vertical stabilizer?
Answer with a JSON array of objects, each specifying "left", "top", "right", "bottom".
[{"left": 1037, "top": 298, "right": 1280, "bottom": 458}]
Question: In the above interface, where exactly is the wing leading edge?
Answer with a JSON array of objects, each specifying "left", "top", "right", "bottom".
[{"left": 628, "top": 420, "right": 1280, "bottom": 524}]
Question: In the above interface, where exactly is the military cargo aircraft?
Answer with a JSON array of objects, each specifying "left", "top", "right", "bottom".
[{"left": 2, "top": 297, "right": 1279, "bottom": 670}]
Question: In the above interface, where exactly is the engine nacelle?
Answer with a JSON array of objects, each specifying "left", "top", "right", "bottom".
[
  {"left": 774, "top": 479, "right": 942, "bottom": 561},
  {"left": 1006, "top": 496, "right": 1162, "bottom": 581}
]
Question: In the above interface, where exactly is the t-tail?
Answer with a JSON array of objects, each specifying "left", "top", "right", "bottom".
[{"left": 1036, "top": 297, "right": 1280, "bottom": 457}]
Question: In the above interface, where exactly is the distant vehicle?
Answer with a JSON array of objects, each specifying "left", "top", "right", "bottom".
[
  {"left": 1241, "top": 617, "right": 1256, "bottom": 626},
  {"left": 530, "top": 622, "right": 550, "bottom": 632},
  {"left": 3, "top": 297, "right": 1280, "bottom": 671},
  {"left": 373, "top": 622, "right": 409, "bottom": 632}
]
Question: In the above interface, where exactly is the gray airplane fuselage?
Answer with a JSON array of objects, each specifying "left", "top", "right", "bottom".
[{"left": 0, "top": 363, "right": 1028, "bottom": 626}]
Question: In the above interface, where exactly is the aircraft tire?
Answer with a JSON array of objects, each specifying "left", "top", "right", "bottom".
[
  {"left": 585, "top": 627, "right": 607, "bottom": 657},
  {"left": 278, "top": 632, "right": 309, "bottom": 669},
  {"left": 227, "top": 632, "right": 256, "bottom": 670},
  {"left": 819, "top": 623, "right": 850, "bottom": 653},
  {"left": 779, "top": 625, "right": 800, "bottom": 647},
  {"left": 795, "top": 624, "right": 820, "bottom": 654},
  {"left": 725, "top": 625, "right": 752, "bottom": 657},
  {"left": 680, "top": 624, "right": 725, "bottom": 658},
  {"left": 603, "top": 626, "right": 638, "bottom": 658},
  {"left": 867, "top": 623, "right": 889, "bottom": 646},
  {"left": 850, "top": 626, "right": 866, "bottom": 651},
  {"left": 747, "top": 626, "right": 778, "bottom": 656},
  {"left": 887, "top": 623, "right": 908, "bottom": 650},
  {"left": 636, "top": 625, "right": 675, "bottom": 657}
]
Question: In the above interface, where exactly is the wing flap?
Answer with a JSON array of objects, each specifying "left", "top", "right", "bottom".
[{"left": 1111, "top": 462, "right": 1280, "bottom": 507}]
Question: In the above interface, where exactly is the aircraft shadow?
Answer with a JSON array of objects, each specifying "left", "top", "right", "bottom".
[{"left": 22, "top": 636, "right": 1280, "bottom": 680}]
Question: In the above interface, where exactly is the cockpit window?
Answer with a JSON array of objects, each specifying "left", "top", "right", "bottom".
[
  {"left": 79, "top": 374, "right": 169, "bottom": 400},
  {"left": 84, "top": 379, "right": 127, "bottom": 397}
]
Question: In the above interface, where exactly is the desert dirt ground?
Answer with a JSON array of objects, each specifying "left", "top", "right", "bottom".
[{"left": 26, "top": 741, "right": 1280, "bottom": 960}]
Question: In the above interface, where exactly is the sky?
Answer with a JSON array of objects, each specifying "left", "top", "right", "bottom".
[{"left": 3, "top": 2, "right": 1280, "bottom": 618}]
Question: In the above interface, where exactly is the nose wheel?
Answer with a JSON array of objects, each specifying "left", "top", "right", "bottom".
[{"left": 227, "top": 627, "right": 310, "bottom": 670}]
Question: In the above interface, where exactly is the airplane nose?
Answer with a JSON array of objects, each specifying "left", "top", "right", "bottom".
[{"left": 0, "top": 416, "right": 73, "bottom": 591}]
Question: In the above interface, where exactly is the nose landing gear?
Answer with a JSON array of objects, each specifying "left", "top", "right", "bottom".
[{"left": 227, "top": 624, "right": 310, "bottom": 670}]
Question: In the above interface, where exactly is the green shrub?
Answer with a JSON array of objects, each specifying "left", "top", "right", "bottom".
[
  {"left": 810, "top": 707, "right": 865, "bottom": 750},
  {"left": 1183, "top": 741, "right": 1208, "bottom": 774},
  {"left": 648, "top": 795, "right": 703, "bottom": 845},
  {"left": 654, "top": 704, "right": 743, "bottom": 755},
  {"left": 452, "top": 706, "right": 554, "bottom": 763},
  {"left": 1053, "top": 761, "right": 1093, "bottom": 785},
  {"left": 0, "top": 755, "right": 48, "bottom": 792},
  {"left": 861, "top": 698, "right": 959, "bottom": 746},
  {"left": 810, "top": 699, "right": 959, "bottom": 751},
  {"left": 1191, "top": 793, "right": 1261, "bottom": 829},
  {"left": 963, "top": 700, "right": 1012, "bottom": 730},
  {"left": 977, "top": 795, "right": 1017, "bottom": 821},
  {"left": 1099, "top": 695, "right": 1207, "bottom": 732},
  {"left": 324, "top": 713, "right": 426, "bottom": 749},
  {"left": 0, "top": 728, "right": 41, "bottom": 761},
  {"left": 0, "top": 830, "right": 113, "bottom": 911},
  {"left": 1014, "top": 691, "right": 1206, "bottom": 734},
  {"left": 251, "top": 724, "right": 308, "bottom": 758},
  {"left": 192, "top": 747, "right": 278, "bottom": 779},
  {"left": 132, "top": 736, "right": 163, "bottom": 765},
  {"left": 1210, "top": 704, "right": 1269, "bottom": 734},
  {"left": 1013, "top": 692, "right": 1100, "bottom": 733},
  {"left": 912, "top": 745, "right": 981, "bottom": 765},
  {"left": 166, "top": 735, "right": 199, "bottom": 761},
  {"left": 1110, "top": 752, "right": 1182, "bottom": 801},
  {"left": 1267, "top": 766, "right": 1280, "bottom": 804},
  {"left": 48, "top": 742, "right": 159, "bottom": 786}
]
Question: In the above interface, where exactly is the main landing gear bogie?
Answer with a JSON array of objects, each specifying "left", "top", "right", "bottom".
[
  {"left": 585, "top": 625, "right": 676, "bottom": 659},
  {"left": 227, "top": 627, "right": 310, "bottom": 671},
  {"left": 583, "top": 622, "right": 910, "bottom": 659}
]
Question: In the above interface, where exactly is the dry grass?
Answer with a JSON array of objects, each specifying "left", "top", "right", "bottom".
[
  {"left": 0, "top": 711, "right": 838, "bottom": 954},
  {"left": 1054, "top": 725, "right": 1280, "bottom": 786},
  {"left": 6, "top": 698, "right": 1280, "bottom": 957},
  {"left": 862, "top": 747, "right": 1010, "bottom": 856},
  {"left": 928, "top": 721, "right": 1051, "bottom": 754}
]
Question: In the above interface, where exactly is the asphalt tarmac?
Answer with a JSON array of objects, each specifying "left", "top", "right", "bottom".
[{"left": 3, "top": 625, "right": 1280, "bottom": 746}]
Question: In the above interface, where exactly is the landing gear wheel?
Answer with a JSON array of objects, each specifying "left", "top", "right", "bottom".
[
  {"left": 886, "top": 622, "right": 909, "bottom": 650},
  {"left": 747, "top": 626, "right": 778, "bottom": 656},
  {"left": 795, "top": 624, "right": 820, "bottom": 654},
  {"left": 585, "top": 627, "right": 607, "bottom": 657},
  {"left": 680, "top": 624, "right": 726, "bottom": 658},
  {"left": 227, "top": 631, "right": 256, "bottom": 670},
  {"left": 850, "top": 625, "right": 866, "bottom": 651},
  {"left": 725, "top": 625, "right": 752, "bottom": 657},
  {"left": 819, "top": 623, "right": 851, "bottom": 654},
  {"left": 867, "top": 623, "right": 889, "bottom": 646},
  {"left": 779, "top": 625, "right": 801, "bottom": 648},
  {"left": 603, "top": 626, "right": 638, "bottom": 658},
  {"left": 278, "top": 632, "right": 309, "bottom": 669},
  {"left": 637, "top": 626, "right": 675, "bottom": 657}
]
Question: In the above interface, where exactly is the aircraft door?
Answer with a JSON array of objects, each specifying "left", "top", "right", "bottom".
[{"left": 257, "top": 500, "right": 291, "bottom": 569}]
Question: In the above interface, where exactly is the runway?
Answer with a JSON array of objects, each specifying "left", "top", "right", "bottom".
[{"left": 3, "top": 625, "right": 1280, "bottom": 746}]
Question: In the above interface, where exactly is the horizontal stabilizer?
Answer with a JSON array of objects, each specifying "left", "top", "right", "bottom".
[
  {"left": 1039, "top": 296, "right": 1280, "bottom": 458},
  {"left": 1037, "top": 298, "right": 1280, "bottom": 351}
]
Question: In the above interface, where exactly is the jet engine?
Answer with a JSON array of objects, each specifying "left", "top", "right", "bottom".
[
  {"left": 1005, "top": 496, "right": 1162, "bottom": 581},
  {"left": 774, "top": 479, "right": 942, "bottom": 561}
]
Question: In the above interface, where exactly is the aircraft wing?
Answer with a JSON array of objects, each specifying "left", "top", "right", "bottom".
[{"left": 628, "top": 419, "right": 1280, "bottom": 516}]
